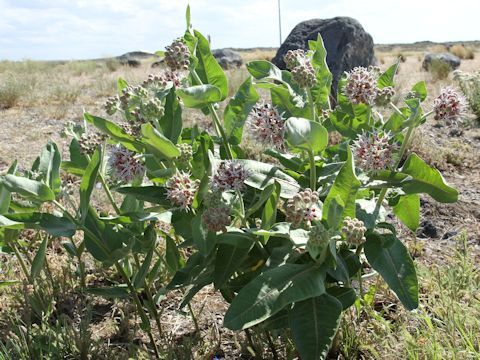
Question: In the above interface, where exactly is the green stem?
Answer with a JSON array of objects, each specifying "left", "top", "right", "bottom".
[
  {"left": 11, "top": 242, "right": 32, "bottom": 283},
  {"left": 187, "top": 302, "right": 200, "bottom": 334},
  {"left": 389, "top": 102, "right": 407, "bottom": 119},
  {"left": 133, "top": 253, "right": 163, "bottom": 337},
  {"left": 355, "top": 244, "right": 364, "bottom": 299},
  {"left": 99, "top": 145, "right": 121, "bottom": 215},
  {"left": 308, "top": 150, "right": 317, "bottom": 191},
  {"left": 307, "top": 88, "right": 317, "bottom": 121},
  {"left": 190, "top": 70, "right": 233, "bottom": 160}
]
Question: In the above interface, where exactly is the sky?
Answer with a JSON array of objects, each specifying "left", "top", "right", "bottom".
[{"left": 1, "top": 0, "right": 479, "bottom": 61}]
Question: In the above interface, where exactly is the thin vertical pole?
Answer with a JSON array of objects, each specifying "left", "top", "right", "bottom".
[{"left": 278, "top": 0, "right": 282, "bottom": 45}]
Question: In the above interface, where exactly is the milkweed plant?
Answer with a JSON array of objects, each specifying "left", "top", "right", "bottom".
[{"left": 0, "top": 7, "right": 462, "bottom": 359}]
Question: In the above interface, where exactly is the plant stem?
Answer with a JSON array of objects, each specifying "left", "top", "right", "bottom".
[
  {"left": 244, "top": 329, "right": 259, "bottom": 358},
  {"left": 187, "top": 302, "right": 200, "bottom": 334},
  {"left": 355, "top": 244, "right": 364, "bottom": 299},
  {"left": 265, "top": 330, "right": 279, "bottom": 360},
  {"left": 11, "top": 242, "right": 32, "bottom": 283},
  {"left": 389, "top": 102, "right": 407, "bottom": 119},
  {"left": 190, "top": 70, "right": 234, "bottom": 159},
  {"left": 133, "top": 253, "right": 163, "bottom": 337},
  {"left": 115, "top": 262, "right": 161, "bottom": 359},
  {"left": 307, "top": 88, "right": 316, "bottom": 121},
  {"left": 308, "top": 150, "right": 317, "bottom": 191}
]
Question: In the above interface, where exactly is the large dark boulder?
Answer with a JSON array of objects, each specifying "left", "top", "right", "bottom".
[
  {"left": 422, "top": 53, "right": 460, "bottom": 71},
  {"left": 212, "top": 48, "right": 243, "bottom": 69},
  {"left": 272, "top": 17, "right": 375, "bottom": 90}
]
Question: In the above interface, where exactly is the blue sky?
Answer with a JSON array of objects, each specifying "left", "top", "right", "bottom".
[{"left": 1, "top": 0, "right": 479, "bottom": 60}]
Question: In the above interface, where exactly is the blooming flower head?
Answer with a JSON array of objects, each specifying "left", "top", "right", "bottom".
[
  {"left": 165, "top": 171, "right": 200, "bottom": 210},
  {"left": 352, "top": 130, "right": 398, "bottom": 172},
  {"left": 307, "top": 222, "right": 338, "bottom": 263},
  {"left": 341, "top": 217, "right": 367, "bottom": 245},
  {"left": 286, "top": 188, "right": 321, "bottom": 228},
  {"left": 211, "top": 161, "right": 250, "bottom": 192},
  {"left": 108, "top": 145, "right": 145, "bottom": 183},
  {"left": 248, "top": 102, "right": 285, "bottom": 149},
  {"left": 343, "top": 67, "right": 379, "bottom": 105},
  {"left": 164, "top": 39, "right": 191, "bottom": 71},
  {"left": 202, "top": 205, "right": 232, "bottom": 232},
  {"left": 433, "top": 86, "right": 467, "bottom": 123}
]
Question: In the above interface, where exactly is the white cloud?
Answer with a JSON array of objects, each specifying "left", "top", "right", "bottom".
[{"left": 0, "top": 0, "right": 478, "bottom": 60}]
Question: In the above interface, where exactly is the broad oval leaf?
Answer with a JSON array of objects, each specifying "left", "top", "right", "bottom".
[
  {"left": 1, "top": 174, "right": 54, "bottom": 202},
  {"left": 224, "top": 263, "right": 326, "bottom": 330},
  {"left": 177, "top": 85, "right": 223, "bottom": 108},
  {"left": 288, "top": 294, "right": 343, "bottom": 360},
  {"left": 364, "top": 232, "right": 418, "bottom": 310},
  {"left": 285, "top": 117, "right": 328, "bottom": 154},
  {"left": 141, "top": 123, "right": 181, "bottom": 160}
]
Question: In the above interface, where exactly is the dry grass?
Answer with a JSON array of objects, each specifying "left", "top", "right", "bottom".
[{"left": 450, "top": 44, "right": 475, "bottom": 60}]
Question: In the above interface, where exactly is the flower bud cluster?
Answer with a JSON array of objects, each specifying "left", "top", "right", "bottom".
[
  {"left": 307, "top": 223, "right": 337, "bottom": 263},
  {"left": 283, "top": 49, "right": 318, "bottom": 88},
  {"left": 375, "top": 86, "right": 396, "bottom": 106},
  {"left": 107, "top": 145, "right": 145, "bottom": 183},
  {"left": 104, "top": 96, "right": 119, "bottom": 115},
  {"left": 211, "top": 161, "right": 250, "bottom": 192},
  {"left": 165, "top": 39, "right": 191, "bottom": 71},
  {"left": 78, "top": 132, "right": 107, "bottom": 156},
  {"left": 143, "top": 71, "right": 184, "bottom": 90},
  {"left": 352, "top": 130, "right": 398, "bottom": 172},
  {"left": 433, "top": 86, "right": 467, "bottom": 123},
  {"left": 248, "top": 102, "right": 285, "bottom": 149},
  {"left": 176, "top": 143, "right": 193, "bottom": 168},
  {"left": 165, "top": 171, "right": 200, "bottom": 210},
  {"left": 341, "top": 217, "right": 366, "bottom": 245},
  {"left": 286, "top": 188, "right": 321, "bottom": 227}
]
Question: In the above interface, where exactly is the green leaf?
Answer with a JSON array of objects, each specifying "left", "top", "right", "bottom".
[
  {"left": 165, "top": 236, "right": 182, "bottom": 275},
  {"left": 261, "top": 181, "right": 281, "bottom": 230},
  {"left": 223, "top": 77, "right": 259, "bottom": 145},
  {"left": 270, "top": 86, "right": 310, "bottom": 118},
  {"left": 364, "top": 232, "right": 418, "bottom": 310},
  {"left": 117, "top": 78, "right": 128, "bottom": 93},
  {"left": 1, "top": 175, "right": 54, "bottom": 201},
  {"left": 191, "top": 30, "right": 228, "bottom": 100},
  {"left": 192, "top": 214, "right": 216, "bottom": 256},
  {"left": 245, "top": 183, "right": 276, "bottom": 218},
  {"left": 322, "top": 147, "right": 361, "bottom": 221},
  {"left": 400, "top": 153, "right": 458, "bottom": 203},
  {"left": 159, "top": 87, "right": 183, "bottom": 144},
  {"left": 4, "top": 212, "right": 77, "bottom": 237},
  {"left": 38, "top": 141, "right": 62, "bottom": 194},
  {"left": 411, "top": 81, "right": 427, "bottom": 102},
  {"left": 224, "top": 263, "right": 326, "bottom": 330},
  {"left": 289, "top": 294, "right": 343, "bottom": 360},
  {"left": 0, "top": 280, "right": 19, "bottom": 288},
  {"left": 115, "top": 186, "right": 170, "bottom": 206},
  {"left": 141, "top": 123, "right": 181, "bottom": 160},
  {"left": 0, "top": 161, "right": 17, "bottom": 214},
  {"left": 86, "top": 285, "right": 130, "bottom": 298},
  {"left": 377, "top": 62, "right": 399, "bottom": 89},
  {"left": 246, "top": 60, "right": 283, "bottom": 80},
  {"left": 284, "top": 117, "right": 328, "bottom": 154},
  {"left": 31, "top": 235, "right": 48, "bottom": 278},
  {"left": 80, "top": 148, "right": 101, "bottom": 223},
  {"left": 239, "top": 160, "right": 300, "bottom": 198},
  {"left": 392, "top": 194, "right": 420, "bottom": 232},
  {"left": 309, "top": 34, "right": 333, "bottom": 109},
  {"left": 177, "top": 85, "right": 223, "bottom": 108},
  {"left": 214, "top": 232, "right": 255, "bottom": 289},
  {"left": 133, "top": 248, "right": 153, "bottom": 289},
  {"left": 84, "top": 113, "right": 144, "bottom": 152},
  {"left": 326, "top": 286, "right": 357, "bottom": 310}
]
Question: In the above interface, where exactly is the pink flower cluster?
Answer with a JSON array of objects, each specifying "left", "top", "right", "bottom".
[
  {"left": 202, "top": 206, "right": 232, "bottom": 232},
  {"left": 343, "top": 67, "right": 379, "bottom": 105},
  {"left": 164, "top": 39, "right": 190, "bottom": 71},
  {"left": 108, "top": 146, "right": 145, "bottom": 183},
  {"left": 352, "top": 130, "right": 398, "bottom": 172},
  {"left": 166, "top": 171, "right": 200, "bottom": 210},
  {"left": 211, "top": 161, "right": 250, "bottom": 192},
  {"left": 433, "top": 87, "right": 467, "bottom": 123},
  {"left": 283, "top": 49, "right": 317, "bottom": 88},
  {"left": 248, "top": 102, "right": 285, "bottom": 149}
]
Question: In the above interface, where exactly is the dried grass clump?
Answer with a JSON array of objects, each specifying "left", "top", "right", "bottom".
[
  {"left": 428, "top": 59, "right": 451, "bottom": 81},
  {"left": 449, "top": 45, "right": 475, "bottom": 60},
  {"left": 0, "top": 75, "right": 26, "bottom": 109},
  {"left": 454, "top": 70, "right": 480, "bottom": 120}
]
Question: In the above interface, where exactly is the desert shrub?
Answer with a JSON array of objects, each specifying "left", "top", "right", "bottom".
[
  {"left": 454, "top": 70, "right": 480, "bottom": 120},
  {"left": 449, "top": 44, "right": 475, "bottom": 60},
  {"left": 428, "top": 59, "right": 451, "bottom": 80},
  {"left": 105, "top": 58, "right": 120, "bottom": 72},
  {"left": 0, "top": 7, "right": 462, "bottom": 359},
  {"left": 0, "top": 75, "right": 26, "bottom": 109}
]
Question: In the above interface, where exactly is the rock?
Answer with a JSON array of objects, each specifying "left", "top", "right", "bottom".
[
  {"left": 272, "top": 17, "right": 375, "bottom": 90},
  {"left": 118, "top": 58, "right": 141, "bottom": 67},
  {"left": 422, "top": 53, "right": 460, "bottom": 71},
  {"left": 417, "top": 219, "right": 439, "bottom": 239},
  {"left": 212, "top": 48, "right": 243, "bottom": 69}
]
